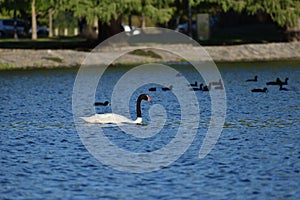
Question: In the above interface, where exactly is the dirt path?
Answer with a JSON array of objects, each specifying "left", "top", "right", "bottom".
[{"left": 0, "top": 42, "right": 299, "bottom": 69}]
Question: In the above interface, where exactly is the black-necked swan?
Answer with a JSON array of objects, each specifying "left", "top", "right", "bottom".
[
  {"left": 251, "top": 87, "right": 268, "bottom": 93},
  {"left": 81, "top": 94, "right": 151, "bottom": 124},
  {"left": 246, "top": 76, "right": 258, "bottom": 82},
  {"left": 94, "top": 101, "right": 110, "bottom": 106}
]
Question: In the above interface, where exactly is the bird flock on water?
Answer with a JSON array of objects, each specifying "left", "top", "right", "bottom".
[
  {"left": 93, "top": 76, "right": 291, "bottom": 107},
  {"left": 247, "top": 76, "right": 289, "bottom": 92}
]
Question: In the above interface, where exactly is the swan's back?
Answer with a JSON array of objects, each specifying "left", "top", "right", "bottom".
[{"left": 81, "top": 113, "right": 134, "bottom": 124}]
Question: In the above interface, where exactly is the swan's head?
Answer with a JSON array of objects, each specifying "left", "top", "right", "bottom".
[
  {"left": 147, "top": 95, "right": 152, "bottom": 102},
  {"left": 139, "top": 94, "right": 152, "bottom": 102}
]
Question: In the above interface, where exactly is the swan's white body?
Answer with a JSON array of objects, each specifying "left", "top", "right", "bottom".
[{"left": 80, "top": 114, "right": 142, "bottom": 124}]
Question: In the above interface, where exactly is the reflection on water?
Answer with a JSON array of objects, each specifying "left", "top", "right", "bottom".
[{"left": 1, "top": 61, "right": 300, "bottom": 199}]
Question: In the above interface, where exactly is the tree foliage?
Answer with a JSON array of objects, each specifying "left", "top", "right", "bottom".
[
  {"left": 195, "top": 0, "right": 300, "bottom": 27},
  {"left": 0, "top": 0, "right": 30, "bottom": 17},
  {"left": 1, "top": 0, "right": 300, "bottom": 40},
  {"left": 59, "top": 0, "right": 174, "bottom": 27},
  {"left": 136, "top": 0, "right": 175, "bottom": 25},
  {"left": 1, "top": 0, "right": 299, "bottom": 28}
]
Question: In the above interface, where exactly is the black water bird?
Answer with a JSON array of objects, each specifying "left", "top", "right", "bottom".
[
  {"left": 191, "top": 83, "right": 211, "bottom": 91},
  {"left": 251, "top": 87, "right": 268, "bottom": 93},
  {"left": 246, "top": 76, "right": 258, "bottom": 82},
  {"left": 201, "top": 83, "right": 210, "bottom": 91},
  {"left": 192, "top": 84, "right": 202, "bottom": 91},
  {"left": 94, "top": 101, "right": 110, "bottom": 106},
  {"left": 266, "top": 78, "right": 281, "bottom": 85},
  {"left": 280, "top": 78, "right": 289, "bottom": 85},
  {"left": 148, "top": 87, "right": 156, "bottom": 91},
  {"left": 190, "top": 81, "right": 198, "bottom": 87},
  {"left": 266, "top": 77, "right": 289, "bottom": 86},
  {"left": 279, "top": 84, "right": 288, "bottom": 91},
  {"left": 162, "top": 85, "right": 173, "bottom": 91}
]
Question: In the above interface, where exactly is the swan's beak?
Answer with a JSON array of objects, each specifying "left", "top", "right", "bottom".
[{"left": 147, "top": 95, "right": 152, "bottom": 102}]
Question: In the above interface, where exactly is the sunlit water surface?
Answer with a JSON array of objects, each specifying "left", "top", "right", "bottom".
[{"left": 1, "top": 61, "right": 300, "bottom": 199}]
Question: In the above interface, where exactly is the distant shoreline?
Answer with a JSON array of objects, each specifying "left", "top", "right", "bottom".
[{"left": 0, "top": 42, "right": 300, "bottom": 70}]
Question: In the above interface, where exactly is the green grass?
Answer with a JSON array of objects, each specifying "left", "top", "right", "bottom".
[
  {"left": 129, "top": 49, "right": 162, "bottom": 59},
  {"left": 0, "top": 63, "right": 17, "bottom": 70},
  {"left": 42, "top": 56, "right": 63, "bottom": 63}
]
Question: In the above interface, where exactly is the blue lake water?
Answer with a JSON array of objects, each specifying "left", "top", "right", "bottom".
[{"left": 1, "top": 61, "right": 300, "bottom": 199}]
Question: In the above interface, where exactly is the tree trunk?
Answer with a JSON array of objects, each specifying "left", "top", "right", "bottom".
[
  {"left": 140, "top": 14, "right": 146, "bottom": 28},
  {"left": 128, "top": 15, "right": 132, "bottom": 29},
  {"left": 31, "top": 0, "right": 37, "bottom": 40},
  {"left": 187, "top": 0, "right": 192, "bottom": 37},
  {"left": 13, "top": 0, "right": 18, "bottom": 39},
  {"left": 98, "top": 15, "right": 123, "bottom": 42},
  {"left": 49, "top": 7, "right": 53, "bottom": 37}
]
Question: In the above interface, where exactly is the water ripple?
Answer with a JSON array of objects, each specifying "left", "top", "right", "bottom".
[{"left": 1, "top": 64, "right": 300, "bottom": 199}]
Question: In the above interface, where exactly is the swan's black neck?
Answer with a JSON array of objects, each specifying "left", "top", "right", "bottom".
[
  {"left": 136, "top": 94, "right": 149, "bottom": 118},
  {"left": 136, "top": 99, "right": 142, "bottom": 118},
  {"left": 136, "top": 95, "right": 145, "bottom": 118}
]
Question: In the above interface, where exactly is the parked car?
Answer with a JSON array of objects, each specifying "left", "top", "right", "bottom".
[
  {"left": 175, "top": 21, "right": 196, "bottom": 34},
  {"left": 121, "top": 23, "right": 141, "bottom": 36},
  {"left": 175, "top": 17, "right": 219, "bottom": 35},
  {"left": 29, "top": 26, "right": 49, "bottom": 37},
  {"left": 0, "top": 19, "right": 26, "bottom": 38}
]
